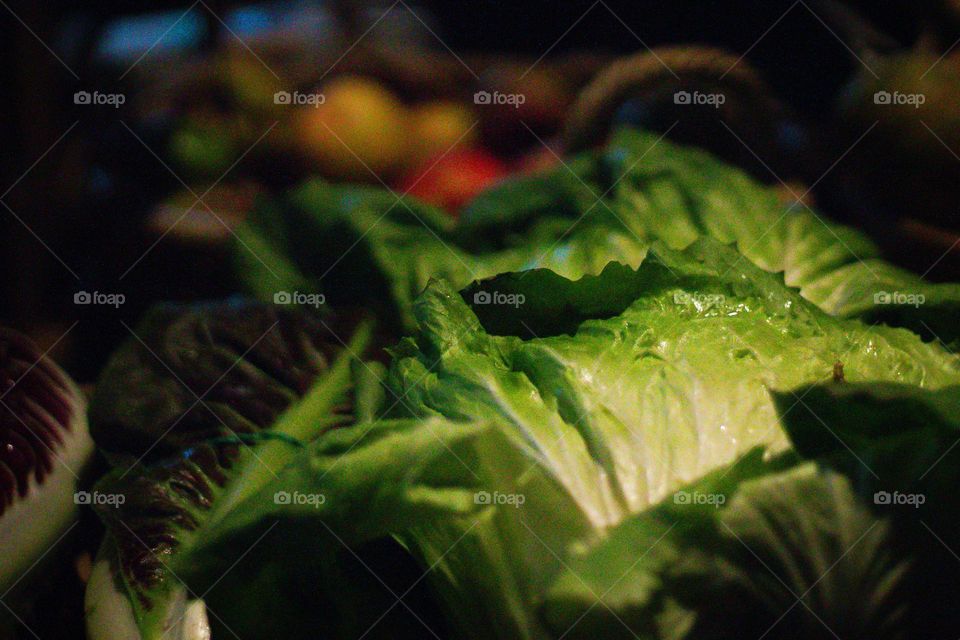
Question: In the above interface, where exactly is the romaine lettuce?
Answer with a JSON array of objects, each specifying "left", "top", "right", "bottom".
[
  {"left": 234, "top": 127, "right": 960, "bottom": 343},
  {"left": 89, "top": 127, "right": 960, "bottom": 640},
  {"left": 373, "top": 239, "right": 959, "bottom": 638}
]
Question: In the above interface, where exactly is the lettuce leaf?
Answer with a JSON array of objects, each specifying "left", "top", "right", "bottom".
[
  {"left": 104, "top": 125, "right": 960, "bottom": 639},
  {"left": 85, "top": 302, "right": 373, "bottom": 640},
  {"left": 233, "top": 179, "right": 649, "bottom": 330},
  {"left": 166, "top": 416, "right": 498, "bottom": 640},
  {"left": 234, "top": 127, "right": 960, "bottom": 342},
  {"left": 774, "top": 382, "right": 960, "bottom": 639},
  {"left": 543, "top": 381, "right": 960, "bottom": 640},
  {"left": 373, "top": 239, "right": 959, "bottom": 638},
  {"left": 542, "top": 459, "right": 908, "bottom": 640},
  {"left": 0, "top": 328, "right": 92, "bottom": 609},
  {"left": 607, "top": 129, "right": 960, "bottom": 343}
]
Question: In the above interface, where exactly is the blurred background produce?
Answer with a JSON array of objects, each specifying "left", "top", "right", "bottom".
[{"left": 2, "top": 0, "right": 959, "bottom": 369}]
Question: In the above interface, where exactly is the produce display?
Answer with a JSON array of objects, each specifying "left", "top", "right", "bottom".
[
  {"left": 24, "top": 127, "right": 950, "bottom": 639},
  {"left": 235, "top": 128, "right": 960, "bottom": 338},
  {"left": 162, "top": 64, "right": 567, "bottom": 208},
  {"left": 8, "top": 0, "right": 960, "bottom": 635}
]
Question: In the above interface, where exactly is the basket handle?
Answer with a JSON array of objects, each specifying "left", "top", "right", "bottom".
[{"left": 562, "top": 46, "right": 788, "bottom": 153}]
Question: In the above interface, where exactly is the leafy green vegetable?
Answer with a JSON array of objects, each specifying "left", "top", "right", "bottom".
[
  {"left": 772, "top": 382, "right": 960, "bottom": 639},
  {"left": 455, "top": 153, "right": 604, "bottom": 250},
  {"left": 542, "top": 458, "right": 908, "bottom": 640},
  {"left": 234, "top": 178, "right": 649, "bottom": 330},
  {"left": 469, "top": 128, "right": 960, "bottom": 338},
  {"left": 234, "top": 127, "right": 960, "bottom": 341},
  {"left": 775, "top": 382, "right": 960, "bottom": 460},
  {"left": 0, "top": 328, "right": 92, "bottom": 598},
  {"left": 93, "top": 126, "right": 960, "bottom": 640},
  {"left": 543, "top": 381, "right": 960, "bottom": 640},
  {"left": 371, "top": 239, "right": 959, "bottom": 638},
  {"left": 91, "top": 245, "right": 960, "bottom": 640},
  {"left": 104, "top": 416, "right": 497, "bottom": 640},
  {"left": 85, "top": 302, "right": 372, "bottom": 640}
]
